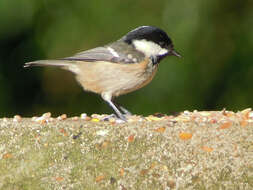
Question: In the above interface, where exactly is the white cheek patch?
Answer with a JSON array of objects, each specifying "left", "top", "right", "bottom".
[
  {"left": 133, "top": 39, "right": 168, "bottom": 57},
  {"left": 158, "top": 48, "right": 169, "bottom": 56},
  {"left": 107, "top": 47, "right": 119, "bottom": 58}
]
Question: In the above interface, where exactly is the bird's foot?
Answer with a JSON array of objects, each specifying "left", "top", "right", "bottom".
[{"left": 102, "top": 114, "right": 127, "bottom": 122}]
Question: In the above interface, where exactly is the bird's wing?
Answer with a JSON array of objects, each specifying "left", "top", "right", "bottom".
[{"left": 61, "top": 46, "right": 135, "bottom": 64}]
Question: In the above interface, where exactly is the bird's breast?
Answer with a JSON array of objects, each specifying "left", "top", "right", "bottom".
[
  {"left": 112, "top": 58, "right": 158, "bottom": 96},
  {"left": 75, "top": 58, "right": 158, "bottom": 97}
]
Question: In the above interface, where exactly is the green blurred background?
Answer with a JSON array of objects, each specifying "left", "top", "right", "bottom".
[{"left": 0, "top": 0, "right": 253, "bottom": 117}]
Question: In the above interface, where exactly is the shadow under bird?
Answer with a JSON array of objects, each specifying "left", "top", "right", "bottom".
[{"left": 24, "top": 26, "right": 181, "bottom": 121}]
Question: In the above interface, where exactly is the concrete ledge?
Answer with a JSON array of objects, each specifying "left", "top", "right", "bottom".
[{"left": 0, "top": 110, "right": 253, "bottom": 189}]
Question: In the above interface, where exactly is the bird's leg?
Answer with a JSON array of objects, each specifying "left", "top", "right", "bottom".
[
  {"left": 106, "top": 101, "right": 127, "bottom": 121},
  {"left": 102, "top": 93, "right": 127, "bottom": 121},
  {"left": 119, "top": 106, "right": 132, "bottom": 115},
  {"left": 113, "top": 102, "right": 132, "bottom": 116}
]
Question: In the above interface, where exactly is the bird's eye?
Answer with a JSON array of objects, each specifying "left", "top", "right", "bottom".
[{"left": 159, "top": 41, "right": 165, "bottom": 47}]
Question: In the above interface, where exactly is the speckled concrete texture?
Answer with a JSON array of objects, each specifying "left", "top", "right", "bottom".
[{"left": 0, "top": 109, "right": 253, "bottom": 189}]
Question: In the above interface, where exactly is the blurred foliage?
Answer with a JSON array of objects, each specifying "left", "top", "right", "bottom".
[{"left": 0, "top": 0, "right": 253, "bottom": 117}]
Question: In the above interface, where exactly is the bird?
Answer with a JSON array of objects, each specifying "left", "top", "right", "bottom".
[{"left": 24, "top": 26, "right": 181, "bottom": 121}]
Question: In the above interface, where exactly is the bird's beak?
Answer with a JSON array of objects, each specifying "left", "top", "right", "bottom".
[{"left": 170, "top": 49, "right": 181, "bottom": 58}]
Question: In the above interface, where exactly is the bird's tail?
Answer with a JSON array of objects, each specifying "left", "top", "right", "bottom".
[
  {"left": 24, "top": 60, "right": 80, "bottom": 74},
  {"left": 24, "top": 60, "right": 70, "bottom": 68}
]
